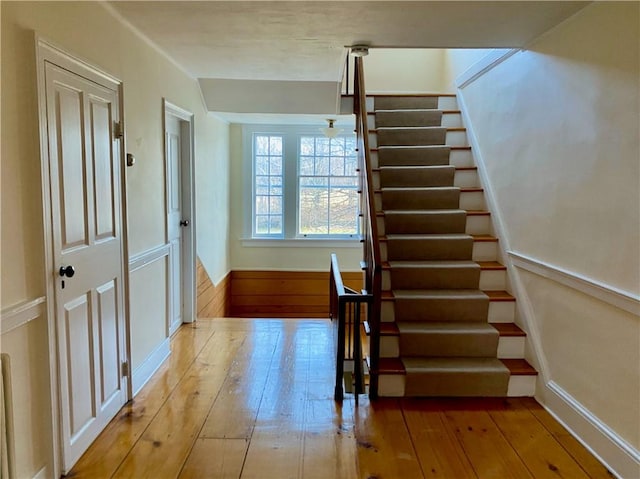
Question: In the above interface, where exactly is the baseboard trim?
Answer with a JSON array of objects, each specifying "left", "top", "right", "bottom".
[
  {"left": 542, "top": 381, "right": 640, "bottom": 479},
  {"left": 455, "top": 48, "right": 520, "bottom": 89},
  {"left": 509, "top": 251, "right": 639, "bottom": 316},
  {"left": 129, "top": 243, "right": 170, "bottom": 272},
  {"left": 131, "top": 337, "right": 171, "bottom": 397},
  {"left": 1, "top": 297, "right": 46, "bottom": 335}
]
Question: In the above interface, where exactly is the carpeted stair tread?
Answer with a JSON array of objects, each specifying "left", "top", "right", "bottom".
[
  {"left": 387, "top": 289, "right": 490, "bottom": 322},
  {"left": 374, "top": 96, "right": 439, "bottom": 110},
  {"left": 402, "top": 357, "right": 510, "bottom": 397},
  {"left": 379, "top": 165, "right": 455, "bottom": 187},
  {"left": 376, "top": 127, "right": 447, "bottom": 147},
  {"left": 388, "top": 261, "right": 481, "bottom": 290},
  {"left": 397, "top": 321, "right": 499, "bottom": 357},
  {"left": 377, "top": 145, "right": 451, "bottom": 167},
  {"left": 375, "top": 109, "right": 443, "bottom": 127},
  {"left": 384, "top": 234, "right": 473, "bottom": 261},
  {"left": 381, "top": 187, "right": 460, "bottom": 210}
]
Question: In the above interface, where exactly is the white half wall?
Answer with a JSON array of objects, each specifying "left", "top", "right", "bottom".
[{"left": 451, "top": 2, "right": 639, "bottom": 476}]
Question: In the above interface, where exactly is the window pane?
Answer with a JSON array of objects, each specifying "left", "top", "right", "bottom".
[
  {"left": 315, "top": 156, "right": 329, "bottom": 176},
  {"left": 255, "top": 136, "right": 269, "bottom": 155},
  {"left": 256, "top": 156, "right": 269, "bottom": 175},
  {"left": 300, "top": 156, "right": 314, "bottom": 175},
  {"left": 330, "top": 157, "right": 345, "bottom": 176},
  {"left": 299, "top": 187, "right": 328, "bottom": 235},
  {"left": 270, "top": 156, "right": 282, "bottom": 175},
  {"left": 300, "top": 137, "right": 315, "bottom": 155},
  {"left": 253, "top": 134, "right": 283, "bottom": 237},
  {"left": 270, "top": 136, "right": 282, "bottom": 155}
]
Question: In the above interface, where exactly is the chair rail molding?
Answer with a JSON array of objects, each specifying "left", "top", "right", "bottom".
[
  {"left": 509, "top": 251, "right": 640, "bottom": 316},
  {"left": 1, "top": 297, "right": 46, "bottom": 335}
]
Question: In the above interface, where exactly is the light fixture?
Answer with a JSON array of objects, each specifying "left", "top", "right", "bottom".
[
  {"left": 321, "top": 119, "right": 342, "bottom": 139},
  {"left": 350, "top": 45, "right": 369, "bottom": 57}
]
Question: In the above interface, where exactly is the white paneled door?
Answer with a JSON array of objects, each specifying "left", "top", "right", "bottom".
[
  {"left": 165, "top": 114, "right": 184, "bottom": 335},
  {"left": 44, "top": 62, "right": 127, "bottom": 472}
]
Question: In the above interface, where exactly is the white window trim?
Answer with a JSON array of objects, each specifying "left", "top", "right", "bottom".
[{"left": 242, "top": 123, "right": 360, "bottom": 244}]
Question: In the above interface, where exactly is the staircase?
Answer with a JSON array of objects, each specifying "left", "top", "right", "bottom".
[{"left": 365, "top": 94, "right": 537, "bottom": 397}]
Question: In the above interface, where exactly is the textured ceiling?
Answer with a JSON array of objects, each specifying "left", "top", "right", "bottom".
[{"left": 108, "top": 1, "right": 588, "bottom": 82}]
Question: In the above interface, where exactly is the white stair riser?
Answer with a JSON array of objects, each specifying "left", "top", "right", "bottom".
[
  {"left": 380, "top": 336, "right": 399, "bottom": 358},
  {"left": 507, "top": 375, "right": 537, "bottom": 397},
  {"left": 381, "top": 301, "right": 395, "bottom": 322},
  {"left": 438, "top": 97, "right": 458, "bottom": 110},
  {"left": 488, "top": 301, "right": 516, "bottom": 323},
  {"left": 378, "top": 373, "right": 535, "bottom": 397},
  {"left": 442, "top": 112, "right": 462, "bottom": 128},
  {"left": 370, "top": 151, "right": 380, "bottom": 168},
  {"left": 381, "top": 300, "right": 515, "bottom": 324},
  {"left": 465, "top": 215, "right": 491, "bottom": 235},
  {"left": 383, "top": 269, "right": 506, "bottom": 291},
  {"left": 450, "top": 149, "right": 474, "bottom": 168},
  {"left": 472, "top": 241, "right": 498, "bottom": 262},
  {"left": 378, "top": 375, "right": 405, "bottom": 397},
  {"left": 454, "top": 169, "right": 479, "bottom": 188},
  {"left": 497, "top": 337, "right": 525, "bottom": 359},
  {"left": 446, "top": 130, "right": 468, "bottom": 147},
  {"left": 460, "top": 191, "right": 486, "bottom": 210},
  {"left": 479, "top": 270, "right": 507, "bottom": 290}
]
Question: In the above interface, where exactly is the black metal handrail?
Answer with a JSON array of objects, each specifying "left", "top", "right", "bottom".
[
  {"left": 330, "top": 254, "right": 370, "bottom": 404},
  {"left": 353, "top": 56, "right": 382, "bottom": 399}
]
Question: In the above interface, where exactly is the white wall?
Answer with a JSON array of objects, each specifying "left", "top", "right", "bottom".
[
  {"left": 363, "top": 49, "right": 449, "bottom": 93},
  {"left": 442, "top": 48, "right": 494, "bottom": 91},
  {"left": 450, "top": 3, "right": 639, "bottom": 474},
  {"left": 0, "top": 2, "right": 230, "bottom": 476}
]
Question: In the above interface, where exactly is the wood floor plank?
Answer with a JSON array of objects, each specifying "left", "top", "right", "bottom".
[
  {"left": 200, "top": 330, "right": 280, "bottom": 439},
  {"left": 179, "top": 438, "right": 249, "bottom": 479},
  {"left": 443, "top": 401, "right": 534, "bottom": 479},
  {"left": 355, "top": 397, "right": 425, "bottom": 479},
  {"left": 301, "top": 399, "right": 358, "bottom": 479},
  {"left": 69, "top": 322, "right": 217, "bottom": 478},
  {"left": 488, "top": 399, "right": 591, "bottom": 479},
  {"left": 521, "top": 398, "right": 616, "bottom": 479},
  {"left": 402, "top": 399, "right": 478, "bottom": 479},
  {"left": 111, "top": 330, "right": 247, "bottom": 479}
]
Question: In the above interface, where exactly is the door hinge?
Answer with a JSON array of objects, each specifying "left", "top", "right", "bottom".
[
  {"left": 121, "top": 361, "right": 129, "bottom": 377},
  {"left": 114, "top": 121, "right": 124, "bottom": 140}
]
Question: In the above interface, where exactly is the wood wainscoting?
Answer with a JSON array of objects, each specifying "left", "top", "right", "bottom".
[
  {"left": 230, "top": 270, "right": 363, "bottom": 318},
  {"left": 196, "top": 258, "right": 231, "bottom": 318}
]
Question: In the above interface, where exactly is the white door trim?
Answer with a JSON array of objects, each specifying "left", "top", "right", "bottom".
[
  {"left": 163, "top": 99, "right": 196, "bottom": 327},
  {"left": 35, "top": 35, "right": 131, "bottom": 478}
]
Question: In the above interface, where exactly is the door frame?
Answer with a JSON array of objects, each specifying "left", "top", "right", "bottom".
[
  {"left": 35, "top": 36, "right": 132, "bottom": 478},
  {"left": 163, "top": 99, "right": 196, "bottom": 329}
]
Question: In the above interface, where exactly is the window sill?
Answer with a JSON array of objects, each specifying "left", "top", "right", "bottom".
[{"left": 241, "top": 238, "right": 362, "bottom": 248}]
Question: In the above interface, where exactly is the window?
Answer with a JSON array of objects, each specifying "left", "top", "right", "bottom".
[
  {"left": 253, "top": 135, "right": 283, "bottom": 236},
  {"left": 298, "top": 136, "right": 358, "bottom": 236},
  {"left": 246, "top": 125, "right": 359, "bottom": 241}
]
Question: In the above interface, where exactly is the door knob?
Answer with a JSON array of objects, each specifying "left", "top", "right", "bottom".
[
  {"left": 59, "top": 265, "right": 75, "bottom": 278},
  {"left": 180, "top": 220, "right": 190, "bottom": 227}
]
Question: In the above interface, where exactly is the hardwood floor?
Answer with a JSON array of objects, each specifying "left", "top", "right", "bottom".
[{"left": 68, "top": 318, "right": 613, "bottom": 479}]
